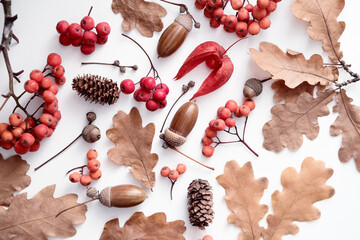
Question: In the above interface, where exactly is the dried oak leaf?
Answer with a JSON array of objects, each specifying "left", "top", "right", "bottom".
[
  {"left": 107, "top": 107, "right": 158, "bottom": 189},
  {"left": 216, "top": 160, "right": 269, "bottom": 240},
  {"left": 272, "top": 80, "right": 316, "bottom": 103},
  {"left": 330, "top": 89, "right": 360, "bottom": 171},
  {"left": 262, "top": 157, "right": 335, "bottom": 240},
  {"left": 111, "top": 0, "right": 167, "bottom": 37},
  {"left": 0, "top": 154, "right": 30, "bottom": 207},
  {"left": 263, "top": 88, "right": 335, "bottom": 152},
  {"left": 0, "top": 185, "right": 87, "bottom": 239},
  {"left": 100, "top": 212, "right": 186, "bottom": 240},
  {"left": 291, "top": 0, "right": 345, "bottom": 63},
  {"left": 249, "top": 42, "right": 338, "bottom": 88}
]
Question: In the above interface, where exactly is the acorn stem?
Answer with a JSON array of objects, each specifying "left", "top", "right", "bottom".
[
  {"left": 34, "top": 133, "right": 82, "bottom": 171},
  {"left": 169, "top": 146, "right": 214, "bottom": 170},
  {"left": 55, "top": 198, "right": 96, "bottom": 218},
  {"left": 260, "top": 77, "right": 272, "bottom": 83}
]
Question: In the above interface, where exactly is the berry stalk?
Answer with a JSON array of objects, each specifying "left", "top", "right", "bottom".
[{"left": 169, "top": 146, "right": 215, "bottom": 170}]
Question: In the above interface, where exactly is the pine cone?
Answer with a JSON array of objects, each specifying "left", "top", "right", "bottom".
[
  {"left": 72, "top": 74, "right": 119, "bottom": 105},
  {"left": 187, "top": 179, "right": 214, "bottom": 230}
]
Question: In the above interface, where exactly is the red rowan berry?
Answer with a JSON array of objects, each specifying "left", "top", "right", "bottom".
[
  {"left": 68, "top": 23, "right": 82, "bottom": 38},
  {"left": 96, "top": 22, "right": 111, "bottom": 36},
  {"left": 213, "top": 119, "right": 226, "bottom": 131},
  {"left": 205, "top": 4, "right": 214, "bottom": 13},
  {"left": 195, "top": 1, "right": 206, "bottom": 10},
  {"left": 40, "top": 77, "right": 52, "bottom": 89},
  {"left": 24, "top": 117, "right": 36, "bottom": 128},
  {"left": 48, "top": 83, "right": 58, "bottom": 95},
  {"left": 69, "top": 172, "right": 81, "bottom": 183},
  {"left": 243, "top": 99, "right": 256, "bottom": 110},
  {"left": 1, "top": 140, "right": 12, "bottom": 150},
  {"left": 90, "top": 169, "right": 102, "bottom": 180},
  {"left": 0, "top": 123, "right": 9, "bottom": 135},
  {"left": 248, "top": 21, "right": 261, "bottom": 35},
  {"left": 230, "top": 0, "right": 243, "bottom": 10},
  {"left": 235, "top": 21, "right": 248, "bottom": 34},
  {"left": 9, "top": 113, "right": 23, "bottom": 127},
  {"left": 53, "top": 111, "right": 61, "bottom": 120},
  {"left": 80, "top": 174, "right": 92, "bottom": 186},
  {"left": 202, "top": 145, "right": 215, "bottom": 157},
  {"left": 29, "top": 69, "right": 43, "bottom": 82},
  {"left": 52, "top": 65, "right": 65, "bottom": 78},
  {"left": 225, "top": 118, "right": 236, "bottom": 128},
  {"left": 210, "top": 17, "right": 221, "bottom": 28},
  {"left": 55, "top": 76, "right": 66, "bottom": 85},
  {"left": 266, "top": 1, "right": 277, "bottom": 12},
  {"left": 96, "top": 35, "right": 108, "bottom": 45},
  {"left": 1, "top": 130, "right": 13, "bottom": 142},
  {"left": 11, "top": 127, "right": 23, "bottom": 139},
  {"left": 87, "top": 149, "right": 98, "bottom": 160},
  {"left": 224, "top": 25, "right": 235, "bottom": 33},
  {"left": 155, "top": 83, "right": 169, "bottom": 95},
  {"left": 56, "top": 20, "right": 69, "bottom": 34},
  {"left": 161, "top": 166, "right": 171, "bottom": 177},
  {"left": 197, "top": 0, "right": 207, "bottom": 4},
  {"left": 59, "top": 33, "right": 71, "bottom": 46},
  {"left": 29, "top": 141, "right": 40, "bottom": 152},
  {"left": 146, "top": 99, "right": 160, "bottom": 111},
  {"left": 82, "top": 31, "right": 97, "bottom": 45},
  {"left": 80, "top": 44, "right": 96, "bottom": 55},
  {"left": 220, "top": 14, "right": 227, "bottom": 25},
  {"left": 257, "top": 0, "right": 269, "bottom": 9},
  {"left": 176, "top": 164, "right": 186, "bottom": 174},
  {"left": 169, "top": 170, "right": 179, "bottom": 180},
  {"left": 202, "top": 235, "right": 214, "bottom": 240},
  {"left": 238, "top": 105, "right": 251, "bottom": 116},
  {"left": 50, "top": 118, "right": 59, "bottom": 129},
  {"left": 225, "top": 15, "right": 238, "bottom": 28},
  {"left": 134, "top": 89, "right": 152, "bottom": 102},
  {"left": 213, "top": 7, "right": 224, "bottom": 19},
  {"left": 120, "top": 79, "right": 135, "bottom": 94},
  {"left": 81, "top": 16, "right": 95, "bottom": 31},
  {"left": 40, "top": 113, "right": 54, "bottom": 127},
  {"left": 217, "top": 107, "right": 232, "bottom": 119},
  {"left": 252, "top": 5, "right": 267, "bottom": 19},
  {"left": 140, "top": 77, "right": 156, "bottom": 91},
  {"left": 205, "top": 127, "right": 217, "bottom": 138},
  {"left": 159, "top": 99, "right": 167, "bottom": 109},
  {"left": 42, "top": 90, "right": 56, "bottom": 103},
  {"left": 47, "top": 53, "right": 62, "bottom": 67},
  {"left": 14, "top": 141, "right": 29, "bottom": 154},
  {"left": 245, "top": 3, "right": 254, "bottom": 12},
  {"left": 259, "top": 17, "right": 271, "bottom": 29},
  {"left": 47, "top": 128, "right": 54, "bottom": 137},
  {"left": 71, "top": 37, "right": 83, "bottom": 47},
  {"left": 153, "top": 89, "right": 166, "bottom": 101},
  {"left": 34, "top": 124, "right": 49, "bottom": 138},
  {"left": 238, "top": 8, "right": 249, "bottom": 21},
  {"left": 24, "top": 80, "right": 39, "bottom": 93},
  {"left": 225, "top": 100, "right": 238, "bottom": 112},
  {"left": 20, "top": 133, "right": 35, "bottom": 147},
  {"left": 209, "top": 119, "right": 217, "bottom": 130},
  {"left": 208, "top": 0, "right": 222, "bottom": 8},
  {"left": 44, "top": 100, "right": 58, "bottom": 114},
  {"left": 87, "top": 159, "right": 101, "bottom": 172},
  {"left": 202, "top": 136, "right": 213, "bottom": 146}
]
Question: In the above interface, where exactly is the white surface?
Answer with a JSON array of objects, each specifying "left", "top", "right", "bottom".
[{"left": 1, "top": 0, "right": 360, "bottom": 239}]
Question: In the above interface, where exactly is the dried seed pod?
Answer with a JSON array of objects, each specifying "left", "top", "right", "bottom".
[
  {"left": 86, "top": 112, "right": 96, "bottom": 123},
  {"left": 243, "top": 78, "right": 263, "bottom": 99},
  {"left": 164, "top": 101, "right": 198, "bottom": 147},
  {"left": 82, "top": 124, "right": 101, "bottom": 143},
  {"left": 157, "top": 14, "right": 193, "bottom": 58},
  {"left": 86, "top": 185, "right": 146, "bottom": 208}
]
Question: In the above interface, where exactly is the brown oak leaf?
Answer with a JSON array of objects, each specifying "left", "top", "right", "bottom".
[
  {"left": 263, "top": 88, "right": 335, "bottom": 152},
  {"left": 330, "top": 89, "right": 360, "bottom": 171},
  {"left": 291, "top": 0, "right": 345, "bottom": 63},
  {"left": 0, "top": 154, "right": 30, "bottom": 207},
  {"left": 262, "top": 157, "right": 335, "bottom": 240},
  {"left": 107, "top": 107, "right": 158, "bottom": 189},
  {"left": 112, "top": 0, "right": 167, "bottom": 37},
  {"left": 0, "top": 185, "right": 87, "bottom": 239},
  {"left": 249, "top": 42, "right": 338, "bottom": 88},
  {"left": 100, "top": 212, "right": 186, "bottom": 240},
  {"left": 272, "top": 80, "right": 316, "bottom": 103},
  {"left": 216, "top": 160, "right": 269, "bottom": 240}
]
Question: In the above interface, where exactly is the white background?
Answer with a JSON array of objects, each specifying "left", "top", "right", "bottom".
[{"left": 1, "top": 0, "right": 360, "bottom": 239}]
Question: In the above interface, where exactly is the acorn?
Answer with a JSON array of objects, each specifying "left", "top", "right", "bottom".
[
  {"left": 243, "top": 78, "right": 263, "bottom": 99},
  {"left": 157, "top": 14, "right": 193, "bottom": 58},
  {"left": 86, "top": 185, "right": 146, "bottom": 208},
  {"left": 82, "top": 124, "right": 101, "bottom": 143},
  {"left": 164, "top": 101, "right": 199, "bottom": 147}
]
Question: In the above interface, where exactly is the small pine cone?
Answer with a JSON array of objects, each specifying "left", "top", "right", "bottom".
[
  {"left": 187, "top": 179, "right": 214, "bottom": 230},
  {"left": 72, "top": 74, "right": 119, "bottom": 105}
]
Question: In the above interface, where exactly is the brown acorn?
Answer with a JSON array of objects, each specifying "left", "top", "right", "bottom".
[
  {"left": 82, "top": 124, "right": 101, "bottom": 143},
  {"left": 157, "top": 14, "right": 193, "bottom": 58},
  {"left": 164, "top": 101, "right": 199, "bottom": 147},
  {"left": 86, "top": 185, "right": 146, "bottom": 208},
  {"left": 243, "top": 78, "right": 263, "bottom": 99}
]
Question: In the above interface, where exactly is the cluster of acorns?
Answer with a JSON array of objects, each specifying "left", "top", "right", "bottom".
[
  {"left": 195, "top": 0, "right": 281, "bottom": 37},
  {"left": 68, "top": 149, "right": 102, "bottom": 186},
  {"left": 202, "top": 99, "right": 256, "bottom": 157},
  {"left": 120, "top": 77, "right": 169, "bottom": 112},
  {"left": 56, "top": 8, "right": 110, "bottom": 55},
  {"left": 0, "top": 53, "right": 64, "bottom": 154}
]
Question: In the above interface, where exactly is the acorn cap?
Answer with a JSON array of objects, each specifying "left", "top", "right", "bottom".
[
  {"left": 243, "top": 78, "right": 263, "bottom": 98},
  {"left": 164, "top": 128, "right": 187, "bottom": 147},
  {"left": 175, "top": 14, "right": 193, "bottom": 32}
]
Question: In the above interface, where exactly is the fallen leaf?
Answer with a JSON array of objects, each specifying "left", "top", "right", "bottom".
[
  {"left": 249, "top": 42, "right": 338, "bottom": 88},
  {"left": 107, "top": 107, "right": 158, "bottom": 189},
  {"left": 216, "top": 160, "right": 269, "bottom": 240},
  {"left": 111, "top": 0, "right": 167, "bottom": 37},
  {"left": 100, "top": 212, "right": 186, "bottom": 240},
  {"left": 0, "top": 154, "right": 31, "bottom": 207},
  {"left": 272, "top": 80, "right": 316, "bottom": 103},
  {"left": 262, "top": 157, "right": 335, "bottom": 240},
  {"left": 0, "top": 185, "right": 87, "bottom": 239},
  {"left": 330, "top": 89, "right": 360, "bottom": 171},
  {"left": 263, "top": 88, "right": 335, "bottom": 152},
  {"left": 291, "top": 0, "right": 345, "bottom": 63}
]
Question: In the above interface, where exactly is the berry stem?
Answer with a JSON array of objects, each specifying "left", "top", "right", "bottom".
[
  {"left": 242, "top": 116, "right": 248, "bottom": 140},
  {"left": 159, "top": 0, "right": 200, "bottom": 28},
  {"left": 168, "top": 178, "right": 177, "bottom": 200},
  {"left": 55, "top": 198, "right": 97, "bottom": 218},
  {"left": 87, "top": 6, "right": 93, "bottom": 16},
  {"left": 220, "top": 36, "right": 249, "bottom": 57},
  {"left": 260, "top": 77, "right": 272, "bottom": 83},
  {"left": 34, "top": 133, "right": 82, "bottom": 171},
  {"left": 122, "top": 33, "right": 162, "bottom": 83},
  {"left": 66, "top": 165, "right": 87, "bottom": 175},
  {"left": 169, "top": 146, "right": 215, "bottom": 171}
]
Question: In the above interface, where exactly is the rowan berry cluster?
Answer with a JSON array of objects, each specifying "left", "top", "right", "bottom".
[
  {"left": 202, "top": 99, "right": 256, "bottom": 157},
  {"left": 195, "top": 0, "right": 281, "bottom": 37},
  {"left": 68, "top": 149, "right": 102, "bottom": 186},
  {"left": 160, "top": 164, "right": 186, "bottom": 200},
  {"left": 56, "top": 7, "right": 110, "bottom": 55},
  {"left": 0, "top": 53, "right": 64, "bottom": 154}
]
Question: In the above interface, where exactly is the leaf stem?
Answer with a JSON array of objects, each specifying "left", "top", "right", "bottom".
[
  {"left": 169, "top": 146, "right": 214, "bottom": 170},
  {"left": 55, "top": 198, "right": 96, "bottom": 218}
]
